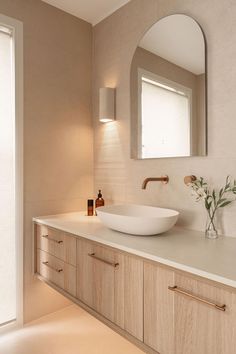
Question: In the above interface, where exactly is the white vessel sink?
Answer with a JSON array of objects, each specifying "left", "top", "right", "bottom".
[{"left": 96, "top": 204, "right": 179, "bottom": 236}]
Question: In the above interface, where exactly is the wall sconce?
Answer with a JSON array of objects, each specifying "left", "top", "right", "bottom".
[{"left": 99, "top": 87, "right": 116, "bottom": 123}]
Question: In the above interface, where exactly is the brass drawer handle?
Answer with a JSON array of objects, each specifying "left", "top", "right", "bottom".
[
  {"left": 168, "top": 286, "right": 226, "bottom": 312},
  {"left": 42, "top": 261, "right": 63, "bottom": 273},
  {"left": 88, "top": 253, "right": 119, "bottom": 268},
  {"left": 42, "top": 235, "right": 63, "bottom": 244}
]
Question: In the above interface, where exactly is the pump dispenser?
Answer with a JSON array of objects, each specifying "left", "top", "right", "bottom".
[{"left": 95, "top": 190, "right": 104, "bottom": 209}]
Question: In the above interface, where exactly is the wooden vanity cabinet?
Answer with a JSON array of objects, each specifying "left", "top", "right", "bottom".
[
  {"left": 174, "top": 272, "right": 236, "bottom": 354},
  {"left": 35, "top": 223, "right": 236, "bottom": 354}
]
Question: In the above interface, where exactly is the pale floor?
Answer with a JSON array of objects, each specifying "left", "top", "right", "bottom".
[{"left": 0, "top": 305, "right": 145, "bottom": 354}]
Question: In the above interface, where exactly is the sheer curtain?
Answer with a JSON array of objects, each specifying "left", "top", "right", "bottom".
[{"left": 0, "top": 27, "right": 16, "bottom": 325}]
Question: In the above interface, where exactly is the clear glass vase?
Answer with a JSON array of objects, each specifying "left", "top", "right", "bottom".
[{"left": 205, "top": 212, "right": 218, "bottom": 239}]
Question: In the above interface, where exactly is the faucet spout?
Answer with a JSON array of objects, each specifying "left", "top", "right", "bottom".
[{"left": 142, "top": 176, "right": 169, "bottom": 189}]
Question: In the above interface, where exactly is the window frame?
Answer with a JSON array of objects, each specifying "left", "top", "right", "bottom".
[{"left": 0, "top": 13, "right": 23, "bottom": 333}]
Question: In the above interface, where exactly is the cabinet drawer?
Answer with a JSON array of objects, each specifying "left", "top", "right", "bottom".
[
  {"left": 37, "top": 249, "right": 76, "bottom": 297},
  {"left": 36, "top": 224, "right": 76, "bottom": 266}
]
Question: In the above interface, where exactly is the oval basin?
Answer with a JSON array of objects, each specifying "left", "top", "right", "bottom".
[{"left": 96, "top": 204, "right": 179, "bottom": 236}]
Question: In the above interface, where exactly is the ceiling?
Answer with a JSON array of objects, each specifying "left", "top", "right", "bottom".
[
  {"left": 41, "top": 0, "right": 131, "bottom": 25},
  {"left": 139, "top": 14, "right": 205, "bottom": 75}
]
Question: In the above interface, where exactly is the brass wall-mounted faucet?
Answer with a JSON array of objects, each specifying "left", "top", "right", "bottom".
[{"left": 142, "top": 175, "right": 169, "bottom": 189}]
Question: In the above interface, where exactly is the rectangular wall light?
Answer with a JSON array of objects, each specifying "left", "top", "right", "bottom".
[{"left": 99, "top": 87, "right": 116, "bottom": 123}]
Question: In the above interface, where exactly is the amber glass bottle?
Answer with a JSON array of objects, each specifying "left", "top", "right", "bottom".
[
  {"left": 95, "top": 190, "right": 104, "bottom": 209},
  {"left": 87, "top": 199, "right": 94, "bottom": 216}
]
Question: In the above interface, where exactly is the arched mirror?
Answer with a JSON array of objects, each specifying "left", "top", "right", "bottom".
[{"left": 130, "top": 14, "right": 206, "bottom": 159}]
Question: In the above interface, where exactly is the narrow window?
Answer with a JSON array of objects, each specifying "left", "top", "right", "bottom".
[
  {"left": 0, "top": 16, "right": 23, "bottom": 329},
  {"left": 0, "top": 24, "right": 16, "bottom": 326}
]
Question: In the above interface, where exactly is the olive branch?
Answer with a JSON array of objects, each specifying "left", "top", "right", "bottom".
[{"left": 188, "top": 176, "right": 236, "bottom": 233}]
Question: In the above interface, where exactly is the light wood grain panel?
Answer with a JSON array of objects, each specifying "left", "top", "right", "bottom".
[
  {"left": 64, "top": 263, "right": 76, "bottom": 297},
  {"left": 174, "top": 272, "right": 236, "bottom": 354},
  {"left": 92, "top": 243, "right": 115, "bottom": 322},
  {"left": 144, "top": 262, "right": 174, "bottom": 354},
  {"left": 76, "top": 238, "right": 94, "bottom": 308},
  {"left": 114, "top": 251, "right": 125, "bottom": 328},
  {"left": 77, "top": 238, "right": 124, "bottom": 323},
  {"left": 63, "top": 232, "right": 76, "bottom": 266},
  {"left": 37, "top": 224, "right": 76, "bottom": 265},
  {"left": 124, "top": 256, "right": 143, "bottom": 341}
]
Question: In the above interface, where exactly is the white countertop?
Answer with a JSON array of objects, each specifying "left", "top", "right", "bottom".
[{"left": 33, "top": 212, "right": 236, "bottom": 289}]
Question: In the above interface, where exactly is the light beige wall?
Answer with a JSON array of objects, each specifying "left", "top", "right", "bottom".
[
  {"left": 0, "top": 0, "right": 93, "bottom": 323},
  {"left": 93, "top": 0, "right": 236, "bottom": 237},
  {"left": 196, "top": 73, "right": 206, "bottom": 155},
  {"left": 130, "top": 46, "right": 200, "bottom": 156}
]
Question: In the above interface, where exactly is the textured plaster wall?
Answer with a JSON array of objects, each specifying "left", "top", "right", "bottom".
[{"left": 0, "top": 0, "right": 93, "bottom": 322}]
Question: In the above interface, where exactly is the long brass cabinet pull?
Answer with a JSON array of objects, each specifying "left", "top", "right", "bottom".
[
  {"left": 88, "top": 253, "right": 119, "bottom": 268},
  {"left": 42, "top": 234, "right": 63, "bottom": 244},
  {"left": 168, "top": 286, "right": 226, "bottom": 312},
  {"left": 42, "top": 261, "right": 63, "bottom": 273}
]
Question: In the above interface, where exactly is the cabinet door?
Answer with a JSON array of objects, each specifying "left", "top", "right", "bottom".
[
  {"left": 77, "top": 239, "right": 124, "bottom": 324},
  {"left": 124, "top": 255, "right": 143, "bottom": 341},
  {"left": 174, "top": 273, "right": 236, "bottom": 354},
  {"left": 144, "top": 262, "right": 175, "bottom": 354}
]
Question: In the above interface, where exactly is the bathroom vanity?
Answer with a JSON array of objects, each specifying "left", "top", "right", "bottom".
[{"left": 33, "top": 212, "right": 236, "bottom": 354}]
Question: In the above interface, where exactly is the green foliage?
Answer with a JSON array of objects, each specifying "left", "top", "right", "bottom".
[{"left": 189, "top": 175, "right": 236, "bottom": 224}]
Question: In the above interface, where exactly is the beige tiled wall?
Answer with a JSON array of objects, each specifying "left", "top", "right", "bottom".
[
  {"left": 93, "top": 0, "right": 236, "bottom": 237},
  {"left": 0, "top": 0, "right": 93, "bottom": 323}
]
